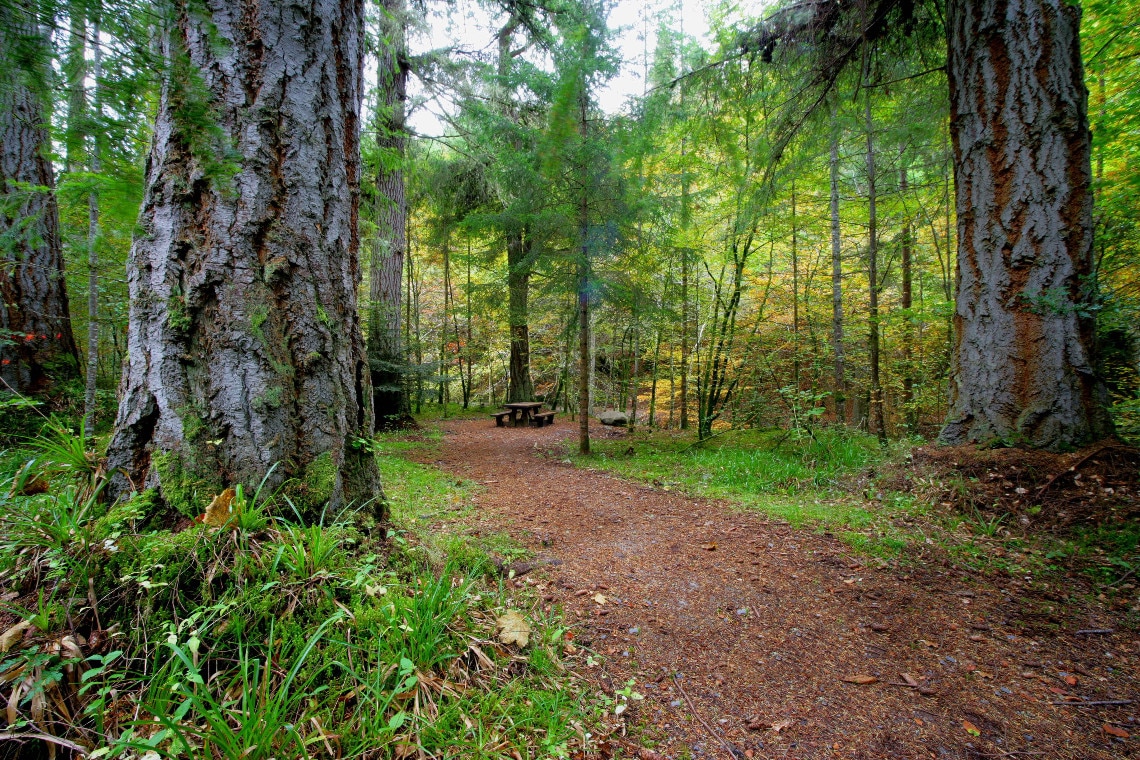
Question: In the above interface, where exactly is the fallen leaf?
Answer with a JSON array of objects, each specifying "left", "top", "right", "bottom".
[
  {"left": 1104, "top": 724, "right": 1130, "bottom": 739},
  {"left": 0, "top": 620, "right": 31, "bottom": 653},
  {"left": 394, "top": 743, "right": 417, "bottom": 759},
  {"left": 770, "top": 718, "right": 793, "bottom": 732},
  {"left": 975, "top": 670, "right": 993, "bottom": 679},
  {"left": 701, "top": 543, "right": 717, "bottom": 551},
  {"left": 901, "top": 673, "right": 920, "bottom": 687},
  {"left": 1064, "top": 675, "right": 1078, "bottom": 686},
  {"left": 496, "top": 610, "right": 531, "bottom": 648},
  {"left": 593, "top": 593, "right": 608, "bottom": 605},
  {"left": 200, "top": 487, "right": 237, "bottom": 527},
  {"left": 842, "top": 675, "right": 878, "bottom": 685},
  {"left": 963, "top": 720, "right": 981, "bottom": 737}
]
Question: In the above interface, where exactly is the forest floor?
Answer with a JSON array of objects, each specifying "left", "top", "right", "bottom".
[{"left": 414, "top": 417, "right": 1138, "bottom": 760}]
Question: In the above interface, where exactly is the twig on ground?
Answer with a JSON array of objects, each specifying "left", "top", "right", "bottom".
[
  {"left": 672, "top": 674, "right": 743, "bottom": 759},
  {"left": 1049, "top": 699, "right": 1132, "bottom": 706},
  {"left": 1036, "top": 443, "right": 1129, "bottom": 496},
  {"left": 1074, "top": 628, "right": 1115, "bottom": 635}
]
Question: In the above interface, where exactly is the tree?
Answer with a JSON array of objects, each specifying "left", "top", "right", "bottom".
[
  {"left": 940, "top": 0, "right": 1112, "bottom": 449},
  {"left": 369, "top": 0, "right": 413, "bottom": 429},
  {"left": 741, "top": 0, "right": 1112, "bottom": 449},
  {"left": 105, "top": 0, "right": 382, "bottom": 517},
  {"left": 0, "top": 5, "right": 81, "bottom": 395}
]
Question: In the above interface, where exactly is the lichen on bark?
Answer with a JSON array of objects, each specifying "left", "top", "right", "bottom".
[{"left": 105, "top": 0, "right": 383, "bottom": 522}]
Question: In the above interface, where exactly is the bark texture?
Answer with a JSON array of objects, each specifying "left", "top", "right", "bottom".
[
  {"left": 369, "top": 0, "right": 412, "bottom": 428},
  {"left": 0, "top": 14, "right": 81, "bottom": 394},
  {"left": 941, "top": 0, "right": 1110, "bottom": 450},
  {"left": 829, "top": 109, "right": 846, "bottom": 420},
  {"left": 507, "top": 227, "right": 534, "bottom": 402},
  {"left": 106, "top": 0, "right": 381, "bottom": 517}
]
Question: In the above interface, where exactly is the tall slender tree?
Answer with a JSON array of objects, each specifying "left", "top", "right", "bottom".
[
  {"left": 106, "top": 0, "right": 381, "bottom": 517},
  {"left": 829, "top": 97, "right": 846, "bottom": 421}
]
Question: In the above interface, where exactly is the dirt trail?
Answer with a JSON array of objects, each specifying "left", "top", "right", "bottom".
[{"left": 425, "top": 419, "right": 1137, "bottom": 759}]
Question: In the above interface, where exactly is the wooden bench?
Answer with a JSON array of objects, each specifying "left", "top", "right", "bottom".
[
  {"left": 491, "top": 410, "right": 513, "bottom": 427},
  {"left": 530, "top": 411, "right": 556, "bottom": 427}
]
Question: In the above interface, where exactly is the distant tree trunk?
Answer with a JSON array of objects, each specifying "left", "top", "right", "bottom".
[
  {"left": 791, "top": 180, "right": 799, "bottom": 387},
  {"left": 507, "top": 226, "right": 535, "bottom": 401},
  {"left": 84, "top": 16, "right": 103, "bottom": 438},
  {"left": 648, "top": 322, "right": 661, "bottom": 427},
  {"left": 629, "top": 320, "right": 640, "bottom": 428},
  {"left": 578, "top": 241, "right": 590, "bottom": 453},
  {"left": 679, "top": 243, "right": 690, "bottom": 428},
  {"left": 106, "top": 0, "right": 381, "bottom": 519},
  {"left": 578, "top": 82, "right": 591, "bottom": 454},
  {"left": 900, "top": 159, "right": 916, "bottom": 433},
  {"left": 941, "top": 0, "right": 1111, "bottom": 450},
  {"left": 829, "top": 101, "right": 847, "bottom": 422},
  {"left": 465, "top": 240, "right": 473, "bottom": 408},
  {"left": 0, "top": 12, "right": 81, "bottom": 395},
  {"left": 865, "top": 84, "right": 886, "bottom": 443},
  {"left": 370, "top": 0, "right": 411, "bottom": 429}
]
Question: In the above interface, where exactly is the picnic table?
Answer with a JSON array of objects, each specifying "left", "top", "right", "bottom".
[{"left": 491, "top": 402, "right": 556, "bottom": 428}]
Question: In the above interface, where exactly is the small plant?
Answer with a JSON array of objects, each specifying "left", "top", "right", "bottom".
[{"left": 966, "top": 508, "right": 1008, "bottom": 538}]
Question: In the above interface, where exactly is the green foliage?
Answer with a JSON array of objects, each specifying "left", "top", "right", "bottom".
[{"left": 0, "top": 419, "right": 591, "bottom": 755}]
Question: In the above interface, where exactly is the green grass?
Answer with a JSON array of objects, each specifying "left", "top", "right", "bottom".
[
  {"left": 0, "top": 419, "right": 596, "bottom": 758},
  {"left": 564, "top": 427, "right": 921, "bottom": 558}
]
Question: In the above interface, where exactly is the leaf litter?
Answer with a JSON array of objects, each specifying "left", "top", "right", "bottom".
[{"left": 419, "top": 419, "right": 1140, "bottom": 759}]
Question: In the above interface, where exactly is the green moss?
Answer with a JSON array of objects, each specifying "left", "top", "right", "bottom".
[
  {"left": 254, "top": 384, "right": 284, "bottom": 411},
  {"left": 250, "top": 303, "right": 269, "bottom": 343},
  {"left": 152, "top": 450, "right": 218, "bottom": 518},
  {"left": 316, "top": 304, "right": 331, "bottom": 327},
  {"left": 167, "top": 295, "right": 192, "bottom": 334},
  {"left": 304, "top": 451, "right": 337, "bottom": 505}
]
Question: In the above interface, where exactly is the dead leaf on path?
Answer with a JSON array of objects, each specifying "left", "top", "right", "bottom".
[
  {"left": 963, "top": 720, "right": 981, "bottom": 737},
  {"left": 770, "top": 718, "right": 793, "bottom": 732},
  {"left": 901, "top": 672, "right": 920, "bottom": 687},
  {"left": 593, "top": 593, "right": 608, "bottom": 605},
  {"left": 0, "top": 620, "right": 31, "bottom": 653},
  {"left": 1064, "top": 675, "right": 1078, "bottom": 686},
  {"left": 842, "top": 675, "right": 878, "bottom": 685},
  {"left": 496, "top": 610, "right": 531, "bottom": 648},
  {"left": 1104, "top": 724, "right": 1130, "bottom": 739},
  {"left": 701, "top": 543, "right": 717, "bottom": 551}
]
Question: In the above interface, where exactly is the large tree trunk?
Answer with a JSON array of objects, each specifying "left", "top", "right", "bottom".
[
  {"left": 941, "top": 0, "right": 1111, "bottom": 450},
  {"left": 507, "top": 226, "right": 535, "bottom": 401},
  {"left": 106, "top": 0, "right": 381, "bottom": 520},
  {"left": 369, "top": 0, "right": 412, "bottom": 429},
  {"left": 0, "top": 12, "right": 81, "bottom": 395}
]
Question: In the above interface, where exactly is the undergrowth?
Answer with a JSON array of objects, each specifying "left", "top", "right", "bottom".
[{"left": 0, "top": 419, "right": 593, "bottom": 758}]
